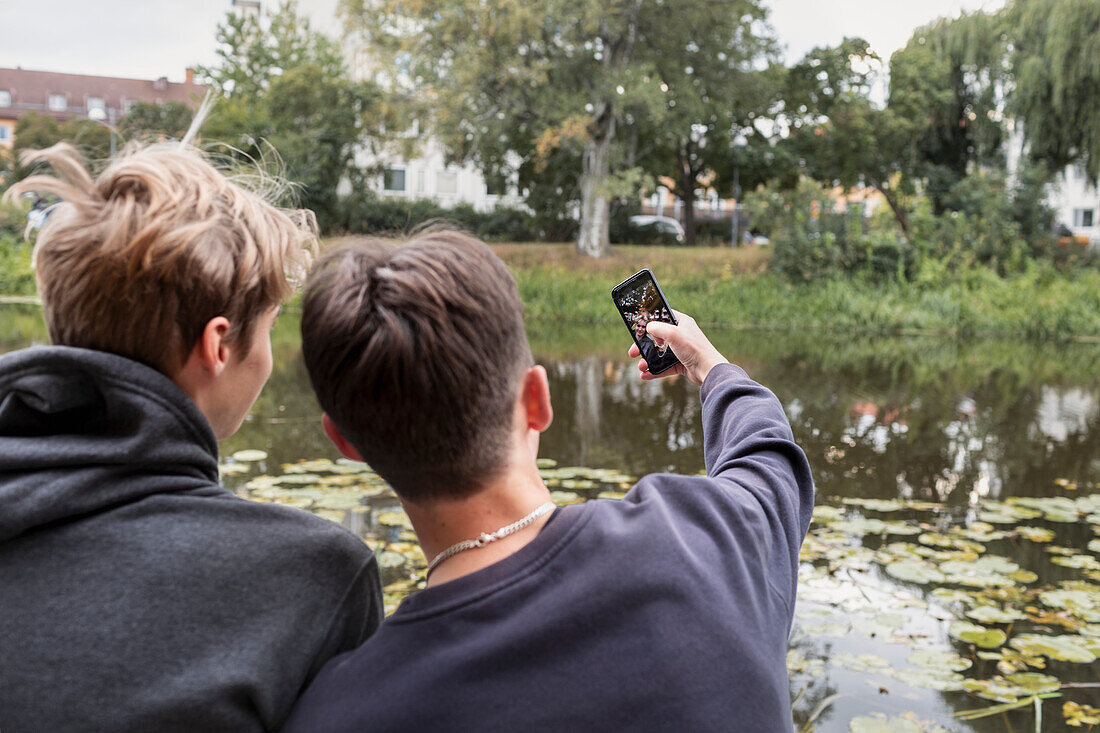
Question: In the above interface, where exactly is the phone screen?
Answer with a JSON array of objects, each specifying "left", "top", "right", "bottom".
[{"left": 612, "top": 270, "right": 680, "bottom": 374}]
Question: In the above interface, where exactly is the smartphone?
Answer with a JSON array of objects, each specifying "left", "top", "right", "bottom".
[{"left": 611, "top": 269, "right": 680, "bottom": 375}]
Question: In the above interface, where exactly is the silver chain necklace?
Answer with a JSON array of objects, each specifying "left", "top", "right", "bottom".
[{"left": 425, "top": 501, "right": 556, "bottom": 577}]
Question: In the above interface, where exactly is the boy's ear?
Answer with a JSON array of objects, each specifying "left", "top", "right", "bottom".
[
  {"left": 322, "top": 413, "right": 364, "bottom": 461},
  {"left": 522, "top": 365, "right": 553, "bottom": 433}
]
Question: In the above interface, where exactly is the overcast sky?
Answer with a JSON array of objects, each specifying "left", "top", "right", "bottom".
[{"left": 0, "top": 0, "right": 1006, "bottom": 83}]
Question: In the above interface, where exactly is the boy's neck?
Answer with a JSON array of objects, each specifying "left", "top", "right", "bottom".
[{"left": 401, "top": 462, "right": 554, "bottom": 587}]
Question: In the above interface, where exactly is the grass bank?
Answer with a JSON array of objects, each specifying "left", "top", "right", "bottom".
[
  {"left": 6, "top": 238, "right": 1100, "bottom": 341},
  {"left": 492, "top": 244, "right": 1100, "bottom": 341}
]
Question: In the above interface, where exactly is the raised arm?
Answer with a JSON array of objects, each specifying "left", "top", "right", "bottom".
[{"left": 630, "top": 313, "right": 815, "bottom": 608}]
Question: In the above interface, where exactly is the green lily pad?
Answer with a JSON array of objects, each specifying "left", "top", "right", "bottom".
[
  {"left": 1017, "top": 526, "right": 1056, "bottom": 542},
  {"left": 1064, "top": 700, "right": 1100, "bottom": 727},
  {"left": 231, "top": 449, "right": 268, "bottom": 462},
  {"left": 812, "top": 505, "right": 844, "bottom": 521},
  {"left": 966, "top": 605, "right": 1026, "bottom": 624},
  {"left": 890, "top": 666, "right": 966, "bottom": 691},
  {"left": 886, "top": 560, "right": 946, "bottom": 585},
  {"left": 847, "top": 714, "right": 923, "bottom": 733},
  {"left": 1009, "top": 633, "right": 1097, "bottom": 663},
  {"left": 949, "top": 621, "right": 1006, "bottom": 649},
  {"left": 1041, "top": 589, "right": 1097, "bottom": 612},
  {"left": 1052, "top": 555, "right": 1100, "bottom": 571},
  {"left": 907, "top": 649, "right": 972, "bottom": 672},
  {"left": 376, "top": 510, "right": 414, "bottom": 530},
  {"left": 961, "top": 672, "right": 1059, "bottom": 703},
  {"left": 844, "top": 498, "right": 905, "bottom": 513},
  {"left": 919, "top": 532, "right": 985, "bottom": 553},
  {"left": 377, "top": 550, "right": 406, "bottom": 569},
  {"left": 833, "top": 651, "right": 890, "bottom": 672}
]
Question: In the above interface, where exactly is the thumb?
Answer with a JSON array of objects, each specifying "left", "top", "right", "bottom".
[{"left": 645, "top": 320, "right": 678, "bottom": 343}]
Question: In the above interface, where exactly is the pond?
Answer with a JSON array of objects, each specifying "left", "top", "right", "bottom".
[{"left": 3, "top": 303, "right": 1099, "bottom": 731}]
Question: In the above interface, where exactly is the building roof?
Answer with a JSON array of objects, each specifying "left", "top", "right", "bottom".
[{"left": 0, "top": 67, "right": 205, "bottom": 123}]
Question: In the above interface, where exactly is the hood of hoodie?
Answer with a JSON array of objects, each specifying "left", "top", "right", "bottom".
[{"left": 0, "top": 345, "right": 224, "bottom": 542}]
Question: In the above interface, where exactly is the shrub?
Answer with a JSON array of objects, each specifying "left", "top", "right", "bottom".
[{"left": 332, "top": 193, "right": 541, "bottom": 241}]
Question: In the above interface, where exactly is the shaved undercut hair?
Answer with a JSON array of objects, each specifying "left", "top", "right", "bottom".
[{"left": 300, "top": 231, "right": 533, "bottom": 502}]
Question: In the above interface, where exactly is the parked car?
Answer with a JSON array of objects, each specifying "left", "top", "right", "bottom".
[{"left": 628, "top": 215, "right": 686, "bottom": 243}]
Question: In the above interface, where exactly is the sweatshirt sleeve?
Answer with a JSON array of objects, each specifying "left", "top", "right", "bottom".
[
  {"left": 303, "top": 550, "right": 384, "bottom": 683},
  {"left": 698, "top": 362, "right": 815, "bottom": 610}
]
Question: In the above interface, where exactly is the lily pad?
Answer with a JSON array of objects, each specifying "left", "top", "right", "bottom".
[
  {"left": 907, "top": 649, "right": 972, "bottom": 672},
  {"left": 847, "top": 714, "right": 923, "bottom": 733},
  {"left": 948, "top": 621, "right": 1006, "bottom": 649},
  {"left": 966, "top": 605, "right": 1026, "bottom": 624},
  {"left": 1064, "top": 701, "right": 1100, "bottom": 727},
  {"left": 1009, "top": 633, "right": 1097, "bottom": 663},
  {"left": 231, "top": 449, "right": 268, "bottom": 462},
  {"left": 961, "top": 672, "right": 1059, "bottom": 703},
  {"left": 1017, "top": 526, "right": 1056, "bottom": 542},
  {"left": 886, "top": 560, "right": 946, "bottom": 585}
]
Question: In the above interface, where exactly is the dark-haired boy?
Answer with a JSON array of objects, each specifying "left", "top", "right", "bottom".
[{"left": 284, "top": 231, "right": 814, "bottom": 732}]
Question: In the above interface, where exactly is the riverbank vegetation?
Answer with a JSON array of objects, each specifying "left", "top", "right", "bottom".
[{"left": 488, "top": 243, "right": 1100, "bottom": 341}]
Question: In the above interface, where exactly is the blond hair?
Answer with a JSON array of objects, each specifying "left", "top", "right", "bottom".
[{"left": 5, "top": 143, "right": 317, "bottom": 373}]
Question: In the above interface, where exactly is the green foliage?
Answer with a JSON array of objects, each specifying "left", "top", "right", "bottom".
[
  {"left": 891, "top": 11, "right": 1012, "bottom": 211},
  {"left": 333, "top": 194, "right": 539, "bottom": 242},
  {"left": 744, "top": 178, "right": 915, "bottom": 282},
  {"left": 198, "top": 0, "right": 378, "bottom": 229},
  {"left": 1011, "top": 0, "right": 1100, "bottom": 179},
  {"left": 351, "top": 0, "right": 783, "bottom": 254},
  {"left": 0, "top": 203, "right": 35, "bottom": 295},
  {"left": 118, "top": 101, "right": 193, "bottom": 141}
]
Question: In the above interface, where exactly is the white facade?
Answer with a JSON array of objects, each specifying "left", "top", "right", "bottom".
[
  {"left": 352, "top": 137, "right": 524, "bottom": 212},
  {"left": 1007, "top": 124, "right": 1099, "bottom": 243},
  {"left": 1049, "top": 162, "right": 1100, "bottom": 242}
]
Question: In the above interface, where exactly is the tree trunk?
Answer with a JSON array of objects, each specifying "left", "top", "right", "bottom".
[
  {"left": 576, "top": 131, "right": 613, "bottom": 258},
  {"left": 869, "top": 175, "right": 912, "bottom": 244},
  {"left": 680, "top": 174, "right": 697, "bottom": 247},
  {"left": 675, "top": 143, "right": 697, "bottom": 246},
  {"left": 879, "top": 188, "right": 912, "bottom": 244}
]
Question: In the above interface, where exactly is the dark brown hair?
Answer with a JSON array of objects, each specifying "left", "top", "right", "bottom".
[
  {"left": 5, "top": 142, "right": 317, "bottom": 374},
  {"left": 300, "top": 231, "right": 533, "bottom": 501}
]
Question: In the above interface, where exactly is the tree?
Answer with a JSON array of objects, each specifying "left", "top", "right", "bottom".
[
  {"left": 264, "top": 64, "right": 366, "bottom": 223},
  {"left": 198, "top": 0, "right": 376, "bottom": 227},
  {"left": 1011, "top": 0, "right": 1100, "bottom": 180},
  {"left": 631, "top": 2, "right": 781, "bottom": 245},
  {"left": 349, "top": 0, "right": 779, "bottom": 256},
  {"left": 13, "top": 113, "right": 61, "bottom": 163},
  {"left": 118, "top": 101, "right": 194, "bottom": 142},
  {"left": 890, "top": 11, "right": 1011, "bottom": 212},
  {"left": 783, "top": 39, "right": 922, "bottom": 240}
]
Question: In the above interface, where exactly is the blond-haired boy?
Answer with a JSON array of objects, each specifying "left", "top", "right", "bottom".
[{"left": 0, "top": 144, "right": 382, "bottom": 731}]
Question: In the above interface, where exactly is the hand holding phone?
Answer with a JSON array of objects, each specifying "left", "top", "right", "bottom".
[{"left": 629, "top": 312, "right": 728, "bottom": 386}]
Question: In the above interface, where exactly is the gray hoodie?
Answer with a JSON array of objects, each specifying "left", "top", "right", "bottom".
[{"left": 0, "top": 346, "right": 382, "bottom": 732}]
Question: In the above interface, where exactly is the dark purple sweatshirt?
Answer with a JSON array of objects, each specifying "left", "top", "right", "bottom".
[{"left": 282, "top": 363, "right": 815, "bottom": 732}]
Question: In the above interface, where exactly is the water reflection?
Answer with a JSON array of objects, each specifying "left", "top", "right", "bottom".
[{"left": 4, "top": 307, "right": 1100, "bottom": 730}]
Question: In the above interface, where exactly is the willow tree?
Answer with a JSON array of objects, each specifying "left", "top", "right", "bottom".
[
  {"left": 1011, "top": 0, "right": 1100, "bottom": 180},
  {"left": 344, "top": 0, "right": 773, "bottom": 256}
]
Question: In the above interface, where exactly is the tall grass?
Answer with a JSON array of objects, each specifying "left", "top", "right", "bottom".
[{"left": 499, "top": 244, "right": 1100, "bottom": 341}]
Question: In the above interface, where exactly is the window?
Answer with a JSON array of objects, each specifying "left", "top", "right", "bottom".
[
  {"left": 1074, "top": 209, "right": 1095, "bottom": 228},
  {"left": 86, "top": 96, "right": 106, "bottom": 120},
  {"left": 383, "top": 169, "right": 406, "bottom": 192},
  {"left": 0, "top": 125, "right": 10, "bottom": 142},
  {"left": 123, "top": 98, "right": 136, "bottom": 114},
  {"left": 436, "top": 171, "right": 458, "bottom": 195},
  {"left": 485, "top": 173, "right": 507, "bottom": 196},
  {"left": 47, "top": 93, "right": 67, "bottom": 111},
  {"left": 0, "top": 90, "right": 10, "bottom": 107}
]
